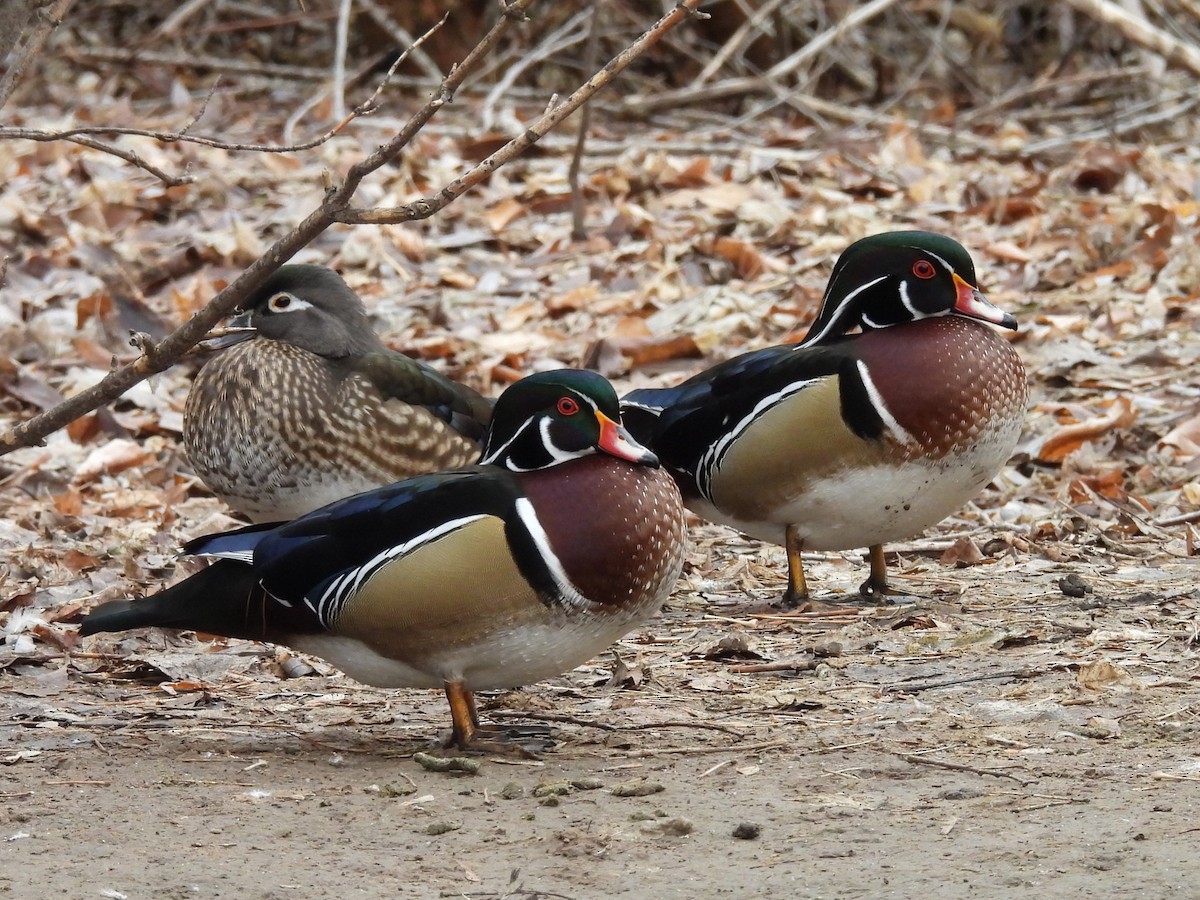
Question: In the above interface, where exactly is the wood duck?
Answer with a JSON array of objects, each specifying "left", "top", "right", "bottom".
[
  {"left": 184, "top": 265, "right": 493, "bottom": 522},
  {"left": 83, "top": 370, "right": 687, "bottom": 750},
  {"left": 621, "top": 231, "right": 1028, "bottom": 604}
]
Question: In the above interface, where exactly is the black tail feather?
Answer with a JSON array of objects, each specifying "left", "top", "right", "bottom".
[{"left": 79, "top": 559, "right": 271, "bottom": 641}]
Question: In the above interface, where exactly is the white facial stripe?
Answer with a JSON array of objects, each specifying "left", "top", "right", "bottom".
[
  {"left": 897, "top": 279, "right": 919, "bottom": 318},
  {"left": 699, "top": 377, "right": 816, "bottom": 500},
  {"left": 861, "top": 312, "right": 884, "bottom": 329},
  {"left": 856, "top": 360, "right": 916, "bottom": 445},
  {"left": 481, "top": 389, "right": 604, "bottom": 470},
  {"left": 311, "top": 514, "right": 488, "bottom": 625},
  {"left": 807, "top": 274, "right": 888, "bottom": 343},
  {"left": 479, "top": 416, "right": 532, "bottom": 465},
  {"left": 919, "top": 248, "right": 954, "bottom": 273},
  {"left": 513, "top": 498, "right": 593, "bottom": 612},
  {"left": 537, "top": 416, "right": 590, "bottom": 464}
]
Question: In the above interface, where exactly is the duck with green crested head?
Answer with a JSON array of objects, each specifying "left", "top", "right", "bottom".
[
  {"left": 86, "top": 370, "right": 687, "bottom": 750},
  {"left": 622, "top": 231, "right": 1028, "bottom": 604}
]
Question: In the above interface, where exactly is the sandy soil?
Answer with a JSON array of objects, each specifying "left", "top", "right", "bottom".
[{"left": 3, "top": 536, "right": 1198, "bottom": 900}]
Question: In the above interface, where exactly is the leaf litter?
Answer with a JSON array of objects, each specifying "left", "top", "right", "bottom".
[{"left": 2, "top": 5, "right": 1200, "bottom": 897}]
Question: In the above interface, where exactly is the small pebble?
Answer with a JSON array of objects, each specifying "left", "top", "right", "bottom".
[
  {"left": 732, "top": 823, "right": 761, "bottom": 840},
  {"left": 1058, "top": 574, "right": 1094, "bottom": 598},
  {"left": 644, "top": 817, "right": 693, "bottom": 836},
  {"left": 376, "top": 782, "right": 417, "bottom": 798},
  {"left": 420, "top": 821, "right": 461, "bottom": 835},
  {"left": 610, "top": 779, "right": 665, "bottom": 797},
  {"left": 412, "top": 752, "right": 481, "bottom": 775},
  {"left": 937, "top": 788, "right": 984, "bottom": 801},
  {"left": 532, "top": 781, "right": 573, "bottom": 798}
]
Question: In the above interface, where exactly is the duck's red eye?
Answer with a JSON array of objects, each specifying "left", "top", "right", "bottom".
[
  {"left": 912, "top": 260, "right": 937, "bottom": 279},
  {"left": 557, "top": 397, "right": 580, "bottom": 416}
]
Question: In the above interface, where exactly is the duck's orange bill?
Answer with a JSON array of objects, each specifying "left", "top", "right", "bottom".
[
  {"left": 597, "top": 411, "right": 659, "bottom": 466},
  {"left": 952, "top": 272, "right": 1018, "bottom": 330}
]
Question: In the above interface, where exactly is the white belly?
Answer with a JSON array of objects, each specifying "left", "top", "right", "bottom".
[
  {"left": 692, "top": 436, "right": 1015, "bottom": 551},
  {"left": 285, "top": 610, "right": 654, "bottom": 691}
]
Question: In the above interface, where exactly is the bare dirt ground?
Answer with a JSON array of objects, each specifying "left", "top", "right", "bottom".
[
  {"left": 4, "top": 4, "right": 1200, "bottom": 898},
  {"left": 3, "top": 551, "right": 1199, "bottom": 899}
]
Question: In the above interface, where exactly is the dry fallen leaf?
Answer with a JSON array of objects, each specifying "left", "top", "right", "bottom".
[
  {"left": 1076, "top": 660, "right": 1136, "bottom": 692},
  {"left": 939, "top": 536, "right": 984, "bottom": 567},
  {"left": 74, "top": 438, "right": 153, "bottom": 483},
  {"left": 1036, "top": 396, "right": 1137, "bottom": 464},
  {"left": 1161, "top": 412, "right": 1200, "bottom": 462}
]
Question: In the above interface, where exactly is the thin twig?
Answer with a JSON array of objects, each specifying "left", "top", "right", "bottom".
[
  {"left": 0, "top": 0, "right": 76, "bottom": 114},
  {"left": 1021, "top": 92, "right": 1200, "bottom": 155},
  {"left": 480, "top": 8, "right": 592, "bottom": 131},
  {"left": 3, "top": 22, "right": 442, "bottom": 156},
  {"left": 1154, "top": 509, "right": 1200, "bottom": 527},
  {"left": 617, "top": 738, "right": 789, "bottom": 758},
  {"left": 692, "top": 0, "right": 790, "bottom": 87},
  {"left": 897, "top": 753, "right": 1035, "bottom": 787},
  {"left": 332, "top": 0, "right": 353, "bottom": 120},
  {"left": 728, "top": 658, "right": 817, "bottom": 674},
  {"left": 884, "top": 666, "right": 1065, "bottom": 694},
  {"left": 487, "top": 709, "right": 745, "bottom": 737},
  {"left": 357, "top": 0, "right": 444, "bottom": 80},
  {"left": 1060, "top": 0, "right": 1200, "bottom": 78},
  {"left": 335, "top": 0, "right": 708, "bottom": 226},
  {"left": 569, "top": 3, "right": 603, "bottom": 241},
  {"left": 625, "top": 0, "right": 904, "bottom": 115},
  {"left": 65, "top": 45, "right": 326, "bottom": 81}
]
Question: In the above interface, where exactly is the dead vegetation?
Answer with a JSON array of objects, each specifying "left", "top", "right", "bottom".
[{"left": 1, "top": 2, "right": 1199, "bottom": 896}]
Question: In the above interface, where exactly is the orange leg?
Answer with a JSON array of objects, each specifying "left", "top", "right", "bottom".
[
  {"left": 858, "top": 544, "right": 890, "bottom": 597},
  {"left": 442, "top": 679, "right": 479, "bottom": 749},
  {"left": 781, "top": 524, "right": 810, "bottom": 606}
]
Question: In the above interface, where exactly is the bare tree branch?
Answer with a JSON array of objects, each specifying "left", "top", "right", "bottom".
[
  {"left": 0, "top": 19, "right": 446, "bottom": 185},
  {"left": 1060, "top": 0, "right": 1200, "bottom": 78},
  {"left": 0, "top": 0, "right": 539, "bottom": 455},
  {"left": 358, "top": 0, "right": 444, "bottom": 81},
  {"left": 0, "top": 0, "right": 75, "bottom": 113},
  {"left": 0, "top": 0, "right": 707, "bottom": 456},
  {"left": 334, "top": 0, "right": 708, "bottom": 226},
  {"left": 623, "top": 0, "right": 903, "bottom": 115},
  {"left": 570, "top": 3, "right": 604, "bottom": 241}
]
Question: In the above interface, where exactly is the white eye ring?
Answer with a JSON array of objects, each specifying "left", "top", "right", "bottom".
[{"left": 267, "top": 292, "right": 312, "bottom": 313}]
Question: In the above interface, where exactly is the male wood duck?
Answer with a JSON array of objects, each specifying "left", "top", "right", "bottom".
[
  {"left": 184, "top": 265, "right": 493, "bottom": 522},
  {"left": 83, "top": 370, "right": 687, "bottom": 750},
  {"left": 622, "top": 231, "right": 1028, "bottom": 604}
]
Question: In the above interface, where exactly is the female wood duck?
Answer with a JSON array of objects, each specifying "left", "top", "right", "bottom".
[
  {"left": 83, "top": 370, "right": 687, "bottom": 750},
  {"left": 184, "top": 265, "right": 493, "bottom": 522},
  {"left": 622, "top": 232, "right": 1028, "bottom": 604}
]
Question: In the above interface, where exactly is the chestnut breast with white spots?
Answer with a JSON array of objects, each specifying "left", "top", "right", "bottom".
[
  {"left": 695, "top": 316, "right": 1027, "bottom": 550},
  {"left": 853, "top": 316, "right": 1028, "bottom": 462},
  {"left": 519, "top": 455, "right": 687, "bottom": 615}
]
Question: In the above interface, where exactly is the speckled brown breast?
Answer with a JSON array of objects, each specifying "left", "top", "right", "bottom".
[
  {"left": 184, "top": 339, "right": 481, "bottom": 521},
  {"left": 519, "top": 455, "right": 687, "bottom": 614},
  {"left": 854, "top": 316, "right": 1028, "bottom": 460}
]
